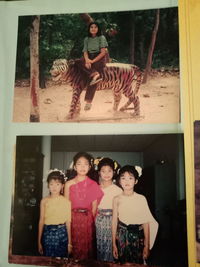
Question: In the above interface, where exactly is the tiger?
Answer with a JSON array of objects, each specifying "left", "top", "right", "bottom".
[{"left": 50, "top": 58, "right": 142, "bottom": 119}]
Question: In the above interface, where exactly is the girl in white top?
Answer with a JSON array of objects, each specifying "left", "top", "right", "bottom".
[
  {"left": 112, "top": 165, "right": 158, "bottom": 265},
  {"left": 95, "top": 157, "right": 122, "bottom": 262}
]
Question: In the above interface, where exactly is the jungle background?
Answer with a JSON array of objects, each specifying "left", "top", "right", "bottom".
[{"left": 13, "top": 7, "right": 180, "bottom": 122}]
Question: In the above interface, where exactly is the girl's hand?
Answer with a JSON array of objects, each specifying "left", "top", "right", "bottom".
[
  {"left": 68, "top": 244, "right": 72, "bottom": 254},
  {"left": 143, "top": 246, "right": 150, "bottom": 259},
  {"left": 38, "top": 243, "right": 43, "bottom": 255},
  {"left": 113, "top": 244, "right": 118, "bottom": 259},
  {"left": 85, "top": 58, "right": 92, "bottom": 69},
  {"left": 85, "top": 62, "right": 91, "bottom": 69}
]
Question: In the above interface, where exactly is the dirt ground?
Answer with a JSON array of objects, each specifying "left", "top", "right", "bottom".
[{"left": 13, "top": 73, "right": 180, "bottom": 123}]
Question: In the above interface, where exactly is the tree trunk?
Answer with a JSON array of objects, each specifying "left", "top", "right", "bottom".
[
  {"left": 129, "top": 12, "right": 135, "bottom": 64},
  {"left": 30, "top": 15, "right": 40, "bottom": 122},
  {"left": 79, "top": 14, "right": 94, "bottom": 25},
  {"left": 139, "top": 33, "right": 145, "bottom": 68},
  {"left": 143, "top": 9, "right": 160, "bottom": 84}
]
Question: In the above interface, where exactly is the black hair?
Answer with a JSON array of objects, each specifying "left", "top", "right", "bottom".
[
  {"left": 65, "top": 152, "right": 95, "bottom": 181},
  {"left": 98, "top": 157, "right": 115, "bottom": 171},
  {"left": 118, "top": 165, "right": 139, "bottom": 181},
  {"left": 47, "top": 171, "right": 65, "bottom": 184},
  {"left": 73, "top": 151, "right": 94, "bottom": 167},
  {"left": 87, "top": 22, "right": 102, "bottom": 37}
]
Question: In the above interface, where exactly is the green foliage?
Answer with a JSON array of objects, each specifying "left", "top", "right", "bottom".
[{"left": 15, "top": 7, "right": 179, "bottom": 79}]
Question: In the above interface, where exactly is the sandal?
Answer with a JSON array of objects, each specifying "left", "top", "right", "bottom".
[
  {"left": 84, "top": 103, "right": 92, "bottom": 111},
  {"left": 89, "top": 73, "right": 102, "bottom": 86}
]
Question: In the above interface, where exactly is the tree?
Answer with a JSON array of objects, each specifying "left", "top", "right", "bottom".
[
  {"left": 15, "top": 9, "right": 179, "bottom": 81},
  {"left": 142, "top": 9, "right": 160, "bottom": 83},
  {"left": 79, "top": 13, "right": 93, "bottom": 25},
  {"left": 129, "top": 11, "right": 135, "bottom": 64},
  {"left": 30, "top": 15, "right": 40, "bottom": 122}
]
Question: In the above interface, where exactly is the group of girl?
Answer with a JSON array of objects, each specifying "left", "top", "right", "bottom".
[{"left": 38, "top": 151, "right": 158, "bottom": 265}]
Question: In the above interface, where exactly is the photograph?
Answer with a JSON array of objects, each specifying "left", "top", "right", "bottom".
[
  {"left": 13, "top": 7, "right": 180, "bottom": 123},
  {"left": 194, "top": 121, "right": 200, "bottom": 263},
  {"left": 9, "top": 134, "right": 187, "bottom": 266}
]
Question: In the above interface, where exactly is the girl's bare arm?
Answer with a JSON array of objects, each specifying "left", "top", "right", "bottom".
[
  {"left": 66, "top": 220, "right": 72, "bottom": 254},
  {"left": 84, "top": 51, "right": 92, "bottom": 68},
  {"left": 112, "top": 196, "right": 119, "bottom": 259},
  {"left": 64, "top": 180, "right": 73, "bottom": 200},
  {"left": 38, "top": 198, "right": 45, "bottom": 254},
  {"left": 92, "top": 199, "right": 98, "bottom": 217},
  {"left": 91, "top": 48, "right": 107, "bottom": 63},
  {"left": 143, "top": 222, "right": 150, "bottom": 259}
]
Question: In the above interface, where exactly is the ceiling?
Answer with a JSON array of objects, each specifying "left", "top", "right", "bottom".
[{"left": 51, "top": 134, "right": 176, "bottom": 152}]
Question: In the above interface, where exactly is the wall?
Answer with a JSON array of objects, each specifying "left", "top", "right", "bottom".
[{"left": 143, "top": 134, "right": 185, "bottom": 200}]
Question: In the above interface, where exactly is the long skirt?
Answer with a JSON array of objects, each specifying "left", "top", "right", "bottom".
[
  {"left": 71, "top": 208, "right": 95, "bottom": 260},
  {"left": 95, "top": 209, "right": 114, "bottom": 262},
  {"left": 116, "top": 220, "right": 144, "bottom": 264},
  {"left": 42, "top": 223, "right": 68, "bottom": 257}
]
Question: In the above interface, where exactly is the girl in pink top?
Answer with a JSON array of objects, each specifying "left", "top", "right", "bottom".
[{"left": 64, "top": 152, "right": 103, "bottom": 261}]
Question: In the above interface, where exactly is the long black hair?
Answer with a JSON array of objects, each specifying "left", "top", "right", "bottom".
[
  {"left": 87, "top": 22, "right": 102, "bottom": 37},
  {"left": 65, "top": 152, "right": 95, "bottom": 181},
  {"left": 73, "top": 151, "right": 93, "bottom": 167}
]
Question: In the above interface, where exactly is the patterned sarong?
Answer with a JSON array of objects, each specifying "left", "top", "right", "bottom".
[
  {"left": 95, "top": 209, "right": 114, "bottom": 262},
  {"left": 71, "top": 208, "right": 95, "bottom": 260},
  {"left": 42, "top": 223, "right": 68, "bottom": 257},
  {"left": 116, "top": 220, "right": 144, "bottom": 264}
]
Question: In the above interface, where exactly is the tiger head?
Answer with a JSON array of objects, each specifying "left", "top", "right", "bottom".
[{"left": 50, "top": 59, "right": 74, "bottom": 81}]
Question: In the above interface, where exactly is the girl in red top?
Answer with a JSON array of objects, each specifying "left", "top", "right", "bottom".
[{"left": 64, "top": 152, "right": 103, "bottom": 261}]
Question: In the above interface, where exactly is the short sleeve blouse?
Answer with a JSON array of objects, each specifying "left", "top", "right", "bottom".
[{"left": 82, "top": 35, "right": 108, "bottom": 53}]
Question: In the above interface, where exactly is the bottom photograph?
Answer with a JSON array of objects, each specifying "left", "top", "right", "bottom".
[{"left": 9, "top": 134, "right": 187, "bottom": 267}]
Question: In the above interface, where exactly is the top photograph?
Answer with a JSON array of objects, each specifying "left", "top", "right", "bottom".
[{"left": 13, "top": 7, "right": 180, "bottom": 123}]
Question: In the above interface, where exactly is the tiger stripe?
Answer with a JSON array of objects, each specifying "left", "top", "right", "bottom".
[{"left": 50, "top": 59, "right": 142, "bottom": 119}]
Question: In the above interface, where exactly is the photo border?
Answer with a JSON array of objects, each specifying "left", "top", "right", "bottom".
[
  {"left": 9, "top": 133, "right": 186, "bottom": 266},
  {"left": 6, "top": 0, "right": 200, "bottom": 267}
]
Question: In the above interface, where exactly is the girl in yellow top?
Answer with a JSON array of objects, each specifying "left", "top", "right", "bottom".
[{"left": 38, "top": 169, "right": 71, "bottom": 257}]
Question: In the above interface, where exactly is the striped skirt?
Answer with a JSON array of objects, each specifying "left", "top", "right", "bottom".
[
  {"left": 116, "top": 220, "right": 144, "bottom": 264},
  {"left": 95, "top": 209, "right": 114, "bottom": 262},
  {"left": 71, "top": 208, "right": 95, "bottom": 260},
  {"left": 42, "top": 223, "right": 68, "bottom": 257}
]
